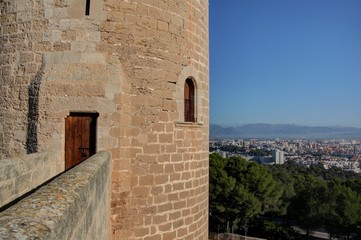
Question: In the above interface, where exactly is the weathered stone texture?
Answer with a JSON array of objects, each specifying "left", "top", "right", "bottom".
[
  {"left": 0, "top": 0, "right": 48, "bottom": 158},
  {"left": 0, "top": 151, "right": 112, "bottom": 240},
  {"left": 0, "top": 151, "right": 62, "bottom": 208},
  {"left": 105, "top": 1, "right": 209, "bottom": 239},
  {"left": 0, "top": 0, "right": 209, "bottom": 239}
]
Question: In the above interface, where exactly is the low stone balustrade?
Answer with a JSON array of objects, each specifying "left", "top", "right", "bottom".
[{"left": 0, "top": 151, "right": 111, "bottom": 239}]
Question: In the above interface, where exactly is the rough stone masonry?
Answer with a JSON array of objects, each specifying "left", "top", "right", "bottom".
[{"left": 0, "top": 0, "right": 209, "bottom": 239}]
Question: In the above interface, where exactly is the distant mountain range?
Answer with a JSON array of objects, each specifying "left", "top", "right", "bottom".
[{"left": 210, "top": 124, "right": 361, "bottom": 139}]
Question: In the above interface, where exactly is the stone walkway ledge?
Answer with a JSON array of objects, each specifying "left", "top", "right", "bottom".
[{"left": 0, "top": 151, "right": 111, "bottom": 240}]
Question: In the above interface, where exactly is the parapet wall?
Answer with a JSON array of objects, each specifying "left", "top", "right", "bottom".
[
  {"left": 0, "top": 150, "right": 63, "bottom": 208},
  {"left": 0, "top": 151, "right": 111, "bottom": 240}
]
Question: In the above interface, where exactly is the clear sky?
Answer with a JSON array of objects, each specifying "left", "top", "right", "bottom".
[{"left": 210, "top": 0, "right": 361, "bottom": 127}]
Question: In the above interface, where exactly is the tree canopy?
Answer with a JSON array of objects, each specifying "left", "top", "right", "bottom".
[
  {"left": 209, "top": 153, "right": 284, "bottom": 232},
  {"left": 209, "top": 153, "right": 361, "bottom": 239}
]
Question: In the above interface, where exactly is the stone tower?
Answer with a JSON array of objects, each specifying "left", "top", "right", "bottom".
[{"left": 0, "top": 0, "right": 209, "bottom": 239}]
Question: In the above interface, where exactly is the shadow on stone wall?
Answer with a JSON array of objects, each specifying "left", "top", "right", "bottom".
[{"left": 26, "top": 60, "right": 45, "bottom": 154}]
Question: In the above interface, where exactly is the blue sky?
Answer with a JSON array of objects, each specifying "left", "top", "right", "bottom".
[{"left": 210, "top": 0, "right": 361, "bottom": 127}]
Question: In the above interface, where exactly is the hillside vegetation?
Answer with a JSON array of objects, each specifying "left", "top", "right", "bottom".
[{"left": 209, "top": 153, "right": 361, "bottom": 239}]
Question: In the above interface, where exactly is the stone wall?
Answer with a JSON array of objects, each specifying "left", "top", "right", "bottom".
[
  {"left": 0, "top": 0, "right": 49, "bottom": 158},
  {"left": 0, "top": 0, "right": 210, "bottom": 239},
  {"left": 103, "top": 1, "right": 210, "bottom": 239},
  {"left": 0, "top": 150, "right": 62, "bottom": 208},
  {"left": 0, "top": 151, "right": 112, "bottom": 240},
  {"left": 0, "top": 0, "right": 122, "bottom": 159}
]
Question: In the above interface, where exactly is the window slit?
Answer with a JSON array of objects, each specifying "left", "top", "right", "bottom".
[
  {"left": 85, "top": 0, "right": 90, "bottom": 16},
  {"left": 184, "top": 78, "right": 195, "bottom": 122}
]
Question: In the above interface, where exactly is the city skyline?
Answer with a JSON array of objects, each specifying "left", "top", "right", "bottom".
[{"left": 210, "top": 0, "right": 361, "bottom": 128}]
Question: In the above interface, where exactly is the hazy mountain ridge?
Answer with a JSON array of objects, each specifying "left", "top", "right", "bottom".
[{"left": 210, "top": 124, "right": 361, "bottom": 139}]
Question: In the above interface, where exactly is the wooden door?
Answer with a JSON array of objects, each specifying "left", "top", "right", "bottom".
[{"left": 65, "top": 113, "right": 98, "bottom": 170}]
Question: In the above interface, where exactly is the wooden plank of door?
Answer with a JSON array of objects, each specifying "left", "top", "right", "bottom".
[
  {"left": 75, "top": 116, "right": 83, "bottom": 166},
  {"left": 81, "top": 116, "right": 91, "bottom": 160},
  {"left": 65, "top": 116, "right": 74, "bottom": 170}
]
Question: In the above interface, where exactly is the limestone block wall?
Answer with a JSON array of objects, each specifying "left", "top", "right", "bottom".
[
  {"left": 0, "top": 150, "right": 62, "bottom": 208},
  {"left": 0, "top": 0, "right": 210, "bottom": 239},
  {"left": 103, "top": 1, "right": 210, "bottom": 239},
  {"left": 0, "top": 0, "right": 49, "bottom": 158},
  {"left": 0, "top": 151, "right": 112, "bottom": 240},
  {"left": 0, "top": 0, "right": 123, "bottom": 160},
  {"left": 35, "top": 0, "right": 124, "bottom": 158}
]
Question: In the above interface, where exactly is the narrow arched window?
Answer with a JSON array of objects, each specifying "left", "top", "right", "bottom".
[{"left": 184, "top": 78, "right": 195, "bottom": 122}]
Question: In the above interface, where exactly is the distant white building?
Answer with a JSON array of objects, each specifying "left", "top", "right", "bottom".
[{"left": 272, "top": 149, "right": 284, "bottom": 164}]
